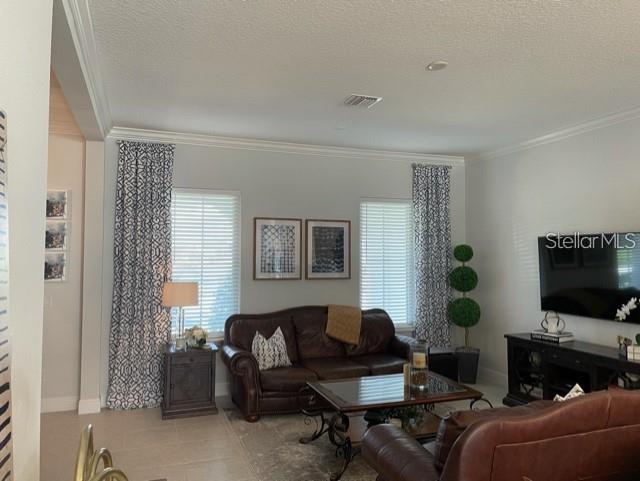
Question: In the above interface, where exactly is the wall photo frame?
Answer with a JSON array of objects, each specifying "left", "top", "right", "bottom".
[
  {"left": 45, "top": 189, "right": 71, "bottom": 281},
  {"left": 44, "top": 252, "right": 67, "bottom": 282},
  {"left": 45, "top": 220, "right": 69, "bottom": 250},
  {"left": 46, "top": 189, "right": 70, "bottom": 219},
  {"left": 254, "top": 217, "right": 302, "bottom": 280},
  {"left": 306, "top": 219, "right": 351, "bottom": 279}
]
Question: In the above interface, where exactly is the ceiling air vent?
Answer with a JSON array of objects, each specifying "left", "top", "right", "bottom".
[{"left": 343, "top": 94, "right": 382, "bottom": 108}]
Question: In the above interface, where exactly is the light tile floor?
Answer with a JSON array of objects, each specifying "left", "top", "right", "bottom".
[
  {"left": 41, "top": 382, "right": 506, "bottom": 481},
  {"left": 41, "top": 397, "right": 256, "bottom": 481}
]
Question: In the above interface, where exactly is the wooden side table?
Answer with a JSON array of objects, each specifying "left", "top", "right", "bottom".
[{"left": 162, "top": 342, "right": 218, "bottom": 419}]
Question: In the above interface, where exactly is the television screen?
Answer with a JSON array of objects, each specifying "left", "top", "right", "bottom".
[{"left": 538, "top": 233, "right": 640, "bottom": 323}]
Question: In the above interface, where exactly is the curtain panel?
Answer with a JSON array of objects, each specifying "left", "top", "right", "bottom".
[
  {"left": 412, "top": 163, "right": 452, "bottom": 347},
  {"left": 107, "top": 140, "right": 174, "bottom": 410}
]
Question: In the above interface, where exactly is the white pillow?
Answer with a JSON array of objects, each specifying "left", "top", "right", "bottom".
[
  {"left": 251, "top": 327, "right": 292, "bottom": 371},
  {"left": 553, "top": 384, "right": 585, "bottom": 402}
]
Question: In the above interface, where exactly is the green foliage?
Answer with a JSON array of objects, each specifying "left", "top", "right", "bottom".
[
  {"left": 449, "top": 266, "right": 478, "bottom": 292},
  {"left": 448, "top": 297, "right": 481, "bottom": 328},
  {"left": 453, "top": 244, "right": 474, "bottom": 263},
  {"left": 449, "top": 244, "right": 480, "bottom": 347},
  {"left": 636, "top": 333, "right": 640, "bottom": 345}
]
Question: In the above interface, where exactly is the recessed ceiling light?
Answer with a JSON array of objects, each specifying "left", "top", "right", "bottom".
[{"left": 426, "top": 60, "right": 448, "bottom": 72}]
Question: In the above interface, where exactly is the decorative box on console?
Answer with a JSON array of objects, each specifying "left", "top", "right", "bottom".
[{"left": 625, "top": 344, "right": 640, "bottom": 362}]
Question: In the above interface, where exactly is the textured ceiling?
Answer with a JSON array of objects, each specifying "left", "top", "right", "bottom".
[{"left": 88, "top": 0, "right": 640, "bottom": 156}]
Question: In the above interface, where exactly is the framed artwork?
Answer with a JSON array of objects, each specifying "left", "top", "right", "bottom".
[
  {"left": 306, "top": 219, "right": 351, "bottom": 279},
  {"left": 44, "top": 252, "right": 67, "bottom": 282},
  {"left": 45, "top": 221, "right": 68, "bottom": 250},
  {"left": 46, "top": 190, "right": 69, "bottom": 219},
  {"left": 254, "top": 217, "right": 302, "bottom": 280}
]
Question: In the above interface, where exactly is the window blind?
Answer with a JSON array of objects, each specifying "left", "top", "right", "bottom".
[
  {"left": 360, "top": 200, "right": 414, "bottom": 325},
  {"left": 170, "top": 189, "right": 240, "bottom": 334}
]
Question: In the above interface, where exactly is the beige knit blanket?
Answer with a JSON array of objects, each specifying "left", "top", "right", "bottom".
[{"left": 326, "top": 304, "right": 362, "bottom": 346}]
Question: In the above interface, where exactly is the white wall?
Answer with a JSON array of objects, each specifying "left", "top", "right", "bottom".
[
  {"left": 466, "top": 117, "right": 640, "bottom": 383},
  {"left": 0, "top": 0, "right": 53, "bottom": 478},
  {"left": 78, "top": 140, "right": 105, "bottom": 414},
  {"left": 97, "top": 139, "right": 466, "bottom": 402},
  {"left": 42, "top": 133, "right": 85, "bottom": 412}
]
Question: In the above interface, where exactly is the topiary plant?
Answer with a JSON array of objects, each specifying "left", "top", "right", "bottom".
[{"left": 448, "top": 244, "right": 480, "bottom": 348}]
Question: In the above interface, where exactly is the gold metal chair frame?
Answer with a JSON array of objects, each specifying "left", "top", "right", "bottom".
[{"left": 74, "top": 425, "right": 128, "bottom": 481}]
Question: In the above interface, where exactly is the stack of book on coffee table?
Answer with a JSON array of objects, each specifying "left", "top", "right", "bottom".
[{"left": 530, "top": 329, "right": 575, "bottom": 344}]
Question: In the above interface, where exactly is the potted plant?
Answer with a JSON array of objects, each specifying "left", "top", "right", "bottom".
[{"left": 448, "top": 244, "right": 481, "bottom": 383}]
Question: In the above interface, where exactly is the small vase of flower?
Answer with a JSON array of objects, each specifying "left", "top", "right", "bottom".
[{"left": 184, "top": 325, "right": 208, "bottom": 348}]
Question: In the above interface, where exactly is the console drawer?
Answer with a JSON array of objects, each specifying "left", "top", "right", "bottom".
[
  {"left": 170, "top": 351, "right": 212, "bottom": 366},
  {"left": 547, "top": 350, "right": 589, "bottom": 371}
]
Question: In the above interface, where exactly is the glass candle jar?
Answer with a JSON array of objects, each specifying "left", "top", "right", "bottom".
[{"left": 410, "top": 340, "right": 429, "bottom": 391}]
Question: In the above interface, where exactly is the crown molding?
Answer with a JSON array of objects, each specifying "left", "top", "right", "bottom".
[
  {"left": 61, "top": 0, "right": 112, "bottom": 138},
  {"left": 108, "top": 126, "right": 465, "bottom": 165},
  {"left": 472, "top": 105, "right": 640, "bottom": 162}
]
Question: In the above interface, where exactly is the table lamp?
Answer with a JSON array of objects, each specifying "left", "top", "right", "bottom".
[{"left": 162, "top": 281, "right": 198, "bottom": 350}]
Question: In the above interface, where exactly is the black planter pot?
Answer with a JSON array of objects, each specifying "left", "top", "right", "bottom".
[{"left": 456, "top": 347, "right": 480, "bottom": 384}]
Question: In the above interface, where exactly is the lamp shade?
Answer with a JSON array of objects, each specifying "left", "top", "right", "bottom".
[{"left": 162, "top": 282, "right": 198, "bottom": 307}]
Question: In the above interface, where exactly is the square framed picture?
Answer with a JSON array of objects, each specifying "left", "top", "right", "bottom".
[
  {"left": 44, "top": 252, "right": 67, "bottom": 282},
  {"left": 46, "top": 190, "right": 70, "bottom": 219},
  {"left": 45, "top": 220, "right": 69, "bottom": 250},
  {"left": 254, "top": 217, "right": 302, "bottom": 280},
  {"left": 306, "top": 219, "right": 351, "bottom": 279}
]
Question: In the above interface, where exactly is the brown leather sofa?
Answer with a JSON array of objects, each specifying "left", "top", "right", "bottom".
[
  {"left": 362, "top": 389, "right": 640, "bottom": 481},
  {"left": 221, "top": 306, "right": 414, "bottom": 421}
]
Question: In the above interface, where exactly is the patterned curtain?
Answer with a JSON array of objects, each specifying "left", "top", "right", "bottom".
[
  {"left": 107, "top": 141, "right": 174, "bottom": 410},
  {"left": 412, "top": 164, "right": 452, "bottom": 347}
]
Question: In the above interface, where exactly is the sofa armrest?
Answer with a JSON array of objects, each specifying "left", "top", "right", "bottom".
[
  {"left": 362, "top": 424, "right": 440, "bottom": 481},
  {"left": 221, "top": 344, "right": 262, "bottom": 421},
  {"left": 221, "top": 344, "right": 259, "bottom": 379},
  {"left": 389, "top": 334, "right": 414, "bottom": 360}
]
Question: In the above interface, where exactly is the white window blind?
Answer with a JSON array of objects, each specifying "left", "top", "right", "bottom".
[
  {"left": 360, "top": 200, "right": 414, "bottom": 325},
  {"left": 170, "top": 189, "right": 240, "bottom": 334}
]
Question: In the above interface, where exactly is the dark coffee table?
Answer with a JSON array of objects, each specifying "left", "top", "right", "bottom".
[{"left": 298, "top": 372, "right": 489, "bottom": 480}]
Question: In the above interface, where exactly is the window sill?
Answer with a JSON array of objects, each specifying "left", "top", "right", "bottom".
[{"left": 394, "top": 324, "right": 414, "bottom": 336}]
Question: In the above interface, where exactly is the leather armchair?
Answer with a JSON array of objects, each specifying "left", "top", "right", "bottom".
[{"left": 363, "top": 389, "right": 640, "bottom": 481}]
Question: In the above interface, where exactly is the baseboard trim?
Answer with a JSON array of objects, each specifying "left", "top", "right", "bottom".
[
  {"left": 42, "top": 396, "right": 79, "bottom": 413},
  {"left": 478, "top": 366, "right": 508, "bottom": 388},
  {"left": 78, "top": 397, "right": 102, "bottom": 415}
]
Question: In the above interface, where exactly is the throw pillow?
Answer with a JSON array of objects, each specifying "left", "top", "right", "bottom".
[
  {"left": 553, "top": 383, "right": 585, "bottom": 402},
  {"left": 326, "top": 304, "right": 361, "bottom": 346},
  {"left": 251, "top": 327, "right": 292, "bottom": 371}
]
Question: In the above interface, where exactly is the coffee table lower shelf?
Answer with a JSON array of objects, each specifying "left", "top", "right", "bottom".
[
  {"left": 297, "top": 373, "right": 490, "bottom": 481},
  {"left": 299, "top": 406, "right": 443, "bottom": 481}
]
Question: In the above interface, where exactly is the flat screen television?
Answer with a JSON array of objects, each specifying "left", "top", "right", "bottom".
[{"left": 538, "top": 233, "right": 640, "bottom": 323}]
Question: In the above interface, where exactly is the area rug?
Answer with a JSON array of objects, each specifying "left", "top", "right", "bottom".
[{"left": 225, "top": 409, "right": 378, "bottom": 481}]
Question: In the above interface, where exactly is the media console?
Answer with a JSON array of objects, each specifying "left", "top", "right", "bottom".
[{"left": 504, "top": 333, "right": 640, "bottom": 406}]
